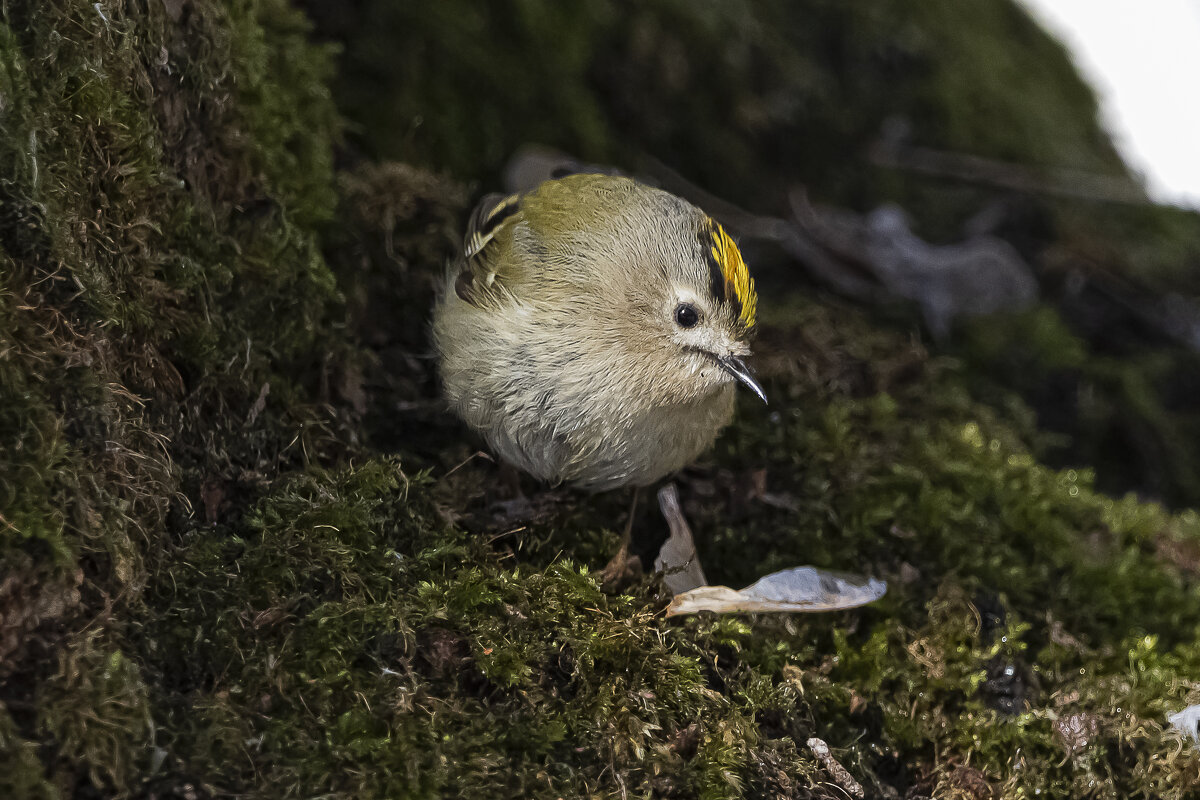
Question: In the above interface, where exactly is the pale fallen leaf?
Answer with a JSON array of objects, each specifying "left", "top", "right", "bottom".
[
  {"left": 654, "top": 483, "right": 708, "bottom": 595},
  {"left": 665, "top": 566, "right": 887, "bottom": 618},
  {"left": 1169, "top": 703, "right": 1200, "bottom": 744}
]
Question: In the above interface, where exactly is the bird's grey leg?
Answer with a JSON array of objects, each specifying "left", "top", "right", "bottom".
[{"left": 621, "top": 485, "right": 640, "bottom": 548}]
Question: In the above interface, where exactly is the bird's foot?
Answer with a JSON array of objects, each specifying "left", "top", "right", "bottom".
[{"left": 600, "top": 542, "right": 643, "bottom": 592}]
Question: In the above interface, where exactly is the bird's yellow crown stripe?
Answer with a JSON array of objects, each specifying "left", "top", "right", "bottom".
[{"left": 708, "top": 221, "right": 757, "bottom": 329}]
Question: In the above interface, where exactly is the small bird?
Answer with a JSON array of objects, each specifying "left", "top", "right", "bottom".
[{"left": 433, "top": 173, "right": 764, "bottom": 572}]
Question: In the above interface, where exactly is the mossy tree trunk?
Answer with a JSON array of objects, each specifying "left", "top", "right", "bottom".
[{"left": 2, "top": 2, "right": 1200, "bottom": 799}]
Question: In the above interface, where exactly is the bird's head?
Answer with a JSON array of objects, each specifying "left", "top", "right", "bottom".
[
  {"left": 497, "top": 174, "right": 765, "bottom": 406},
  {"left": 647, "top": 216, "right": 765, "bottom": 404}
]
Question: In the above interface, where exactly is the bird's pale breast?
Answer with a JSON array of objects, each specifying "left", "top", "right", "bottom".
[{"left": 434, "top": 293, "right": 737, "bottom": 492}]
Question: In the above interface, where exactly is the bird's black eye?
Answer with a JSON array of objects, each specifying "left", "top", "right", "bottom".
[{"left": 674, "top": 303, "right": 700, "bottom": 328}]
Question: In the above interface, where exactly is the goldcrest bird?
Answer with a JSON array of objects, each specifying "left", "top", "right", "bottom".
[{"left": 433, "top": 172, "right": 763, "bottom": 518}]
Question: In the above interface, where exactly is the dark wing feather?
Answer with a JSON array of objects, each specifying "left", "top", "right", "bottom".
[{"left": 455, "top": 192, "right": 522, "bottom": 307}]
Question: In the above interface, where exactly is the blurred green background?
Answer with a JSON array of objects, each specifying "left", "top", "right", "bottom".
[{"left": 306, "top": 0, "right": 1200, "bottom": 508}]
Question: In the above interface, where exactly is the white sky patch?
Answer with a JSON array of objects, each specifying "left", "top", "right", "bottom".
[{"left": 1019, "top": 0, "right": 1200, "bottom": 207}]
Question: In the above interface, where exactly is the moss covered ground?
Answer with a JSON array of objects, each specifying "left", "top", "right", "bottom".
[{"left": 2, "top": 1, "right": 1200, "bottom": 798}]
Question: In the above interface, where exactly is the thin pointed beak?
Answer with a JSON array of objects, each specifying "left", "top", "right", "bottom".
[{"left": 715, "top": 354, "right": 767, "bottom": 404}]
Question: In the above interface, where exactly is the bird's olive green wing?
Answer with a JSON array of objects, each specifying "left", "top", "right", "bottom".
[{"left": 455, "top": 192, "right": 524, "bottom": 308}]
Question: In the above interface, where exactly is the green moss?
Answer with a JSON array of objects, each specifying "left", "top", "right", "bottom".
[
  {"left": 130, "top": 333, "right": 1200, "bottom": 797},
  {"left": 38, "top": 639, "right": 154, "bottom": 795},
  {"left": 146, "top": 460, "right": 780, "bottom": 796},
  {"left": 0, "top": 0, "right": 347, "bottom": 794},
  {"left": 952, "top": 305, "right": 1200, "bottom": 507},
  {"left": 0, "top": 707, "right": 58, "bottom": 800},
  {"left": 228, "top": 0, "right": 341, "bottom": 228}
]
